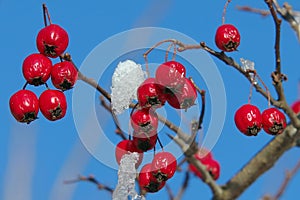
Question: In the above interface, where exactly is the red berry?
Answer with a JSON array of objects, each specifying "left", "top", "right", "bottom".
[
  {"left": 132, "top": 130, "right": 157, "bottom": 152},
  {"left": 262, "top": 108, "right": 287, "bottom": 135},
  {"left": 130, "top": 108, "right": 158, "bottom": 133},
  {"left": 151, "top": 151, "right": 177, "bottom": 181},
  {"left": 115, "top": 140, "right": 143, "bottom": 168},
  {"left": 234, "top": 104, "right": 262, "bottom": 136},
  {"left": 138, "top": 163, "right": 166, "bottom": 193},
  {"left": 137, "top": 78, "right": 166, "bottom": 109},
  {"left": 167, "top": 77, "right": 197, "bottom": 110},
  {"left": 39, "top": 89, "right": 67, "bottom": 121},
  {"left": 22, "top": 53, "right": 52, "bottom": 86},
  {"left": 36, "top": 24, "right": 69, "bottom": 58},
  {"left": 291, "top": 100, "right": 300, "bottom": 114},
  {"left": 9, "top": 89, "right": 39, "bottom": 124},
  {"left": 155, "top": 61, "right": 186, "bottom": 91},
  {"left": 215, "top": 24, "right": 240, "bottom": 52},
  {"left": 51, "top": 61, "right": 78, "bottom": 91},
  {"left": 194, "top": 148, "right": 214, "bottom": 161},
  {"left": 189, "top": 157, "right": 220, "bottom": 180}
]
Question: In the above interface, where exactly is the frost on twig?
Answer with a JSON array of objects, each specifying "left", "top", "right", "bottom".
[
  {"left": 111, "top": 60, "right": 146, "bottom": 115},
  {"left": 240, "top": 58, "right": 257, "bottom": 84},
  {"left": 112, "top": 152, "right": 146, "bottom": 200}
]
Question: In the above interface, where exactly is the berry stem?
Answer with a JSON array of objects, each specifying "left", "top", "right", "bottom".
[
  {"left": 156, "top": 136, "right": 164, "bottom": 151},
  {"left": 165, "top": 43, "right": 177, "bottom": 62},
  {"left": 256, "top": 74, "right": 271, "bottom": 107},
  {"left": 222, "top": 0, "right": 232, "bottom": 24},
  {"left": 42, "top": 3, "right": 52, "bottom": 27},
  {"left": 22, "top": 82, "right": 28, "bottom": 90}
]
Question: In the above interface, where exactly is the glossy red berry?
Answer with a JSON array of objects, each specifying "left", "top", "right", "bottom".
[
  {"left": 132, "top": 130, "right": 157, "bottom": 152},
  {"left": 130, "top": 108, "right": 158, "bottom": 133},
  {"left": 39, "top": 89, "right": 67, "bottom": 121},
  {"left": 22, "top": 53, "right": 52, "bottom": 86},
  {"left": 291, "top": 100, "right": 300, "bottom": 114},
  {"left": 194, "top": 148, "right": 214, "bottom": 161},
  {"left": 138, "top": 163, "right": 166, "bottom": 193},
  {"left": 36, "top": 24, "right": 69, "bottom": 58},
  {"left": 167, "top": 77, "right": 197, "bottom": 110},
  {"left": 137, "top": 78, "right": 166, "bottom": 109},
  {"left": 215, "top": 24, "right": 240, "bottom": 52},
  {"left": 234, "top": 104, "right": 262, "bottom": 136},
  {"left": 262, "top": 108, "right": 287, "bottom": 135},
  {"left": 115, "top": 140, "right": 143, "bottom": 168},
  {"left": 9, "top": 90, "right": 39, "bottom": 124},
  {"left": 189, "top": 157, "right": 221, "bottom": 180},
  {"left": 151, "top": 151, "right": 177, "bottom": 182},
  {"left": 155, "top": 61, "right": 186, "bottom": 91},
  {"left": 51, "top": 61, "right": 78, "bottom": 91}
]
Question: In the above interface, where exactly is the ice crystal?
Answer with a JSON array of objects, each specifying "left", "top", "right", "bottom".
[
  {"left": 112, "top": 152, "right": 145, "bottom": 200},
  {"left": 111, "top": 60, "right": 146, "bottom": 115},
  {"left": 240, "top": 58, "right": 257, "bottom": 84}
]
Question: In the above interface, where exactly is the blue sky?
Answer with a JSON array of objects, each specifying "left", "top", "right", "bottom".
[{"left": 1, "top": 1, "right": 300, "bottom": 200}]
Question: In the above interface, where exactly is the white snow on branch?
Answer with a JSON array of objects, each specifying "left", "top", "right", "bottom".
[
  {"left": 112, "top": 152, "right": 145, "bottom": 200},
  {"left": 111, "top": 60, "right": 146, "bottom": 115}
]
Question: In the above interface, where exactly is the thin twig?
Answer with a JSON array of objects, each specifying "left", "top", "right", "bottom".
[
  {"left": 167, "top": 133, "right": 223, "bottom": 198},
  {"left": 174, "top": 172, "right": 190, "bottom": 200},
  {"left": 64, "top": 175, "right": 114, "bottom": 193},
  {"left": 273, "top": 159, "right": 300, "bottom": 199},
  {"left": 99, "top": 96, "right": 127, "bottom": 140},
  {"left": 236, "top": 5, "right": 270, "bottom": 17}
]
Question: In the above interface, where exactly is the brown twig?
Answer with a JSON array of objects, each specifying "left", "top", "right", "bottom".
[
  {"left": 64, "top": 175, "right": 114, "bottom": 193},
  {"left": 99, "top": 96, "right": 127, "bottom": 140},
  {"left": 173, "top": 171, "right": 190, "bottom": 200},
  {"left": 167, "top": 133, "right": 223, "bottom": 198},
  {"left": 236, "top": 5, "right": 270, "bottom": 17},
  {"left": 262, "top": 159, "right": 300, "bottom": 200}
]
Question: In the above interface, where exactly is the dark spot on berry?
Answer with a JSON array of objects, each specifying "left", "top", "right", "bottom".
[
  {"left": 50, "top": 105, "right": 62, "bottom": 119},
  {"left": 153, "top": 171, "right": 168, "bottom": 182},
  {"left": 269, "top": 122, "right": 284, "bottom": 135},
  {"left": 224, "top": 41, "right": 238, "bottom": 51},
  {"left": 30, "top": 77, "right": 44, "bottom": 86},
  {"left": 22, "top": 112, "right": 38, "bottom": 124},
  {"left": 145, "top": 181, "right": 161, "bottom": 193},
  {"left": 247, "top": 125, "right": 261, "bottom": 136},
  {"left": 43, "top": 42, "right": 58, "bottom": 57},
  {"left": 59, "top": 79, "right": 73, "bottom": 91}
]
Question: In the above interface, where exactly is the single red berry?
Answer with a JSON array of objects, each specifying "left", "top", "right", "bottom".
[
  {"left": 9, "top": 89, "right": 39, "bottom": 124},
  {"left": 194, "top": 148, "right": 214, "bottom": 161},
  {"left": 130, "top": 108, "right": 158, "bottom": 133},
  {"left": 155, "top": 61, "right": 186, "bottom": 91},
  {"left": 215, "top": 24, "right": 240, "bottom": 52},
  {"left": 115, "top": 139, "right": 143, "bottom": 168},
  {"left": 291, "top": 100, "right": 300, "bottom": 114},
  {"left": 262, "top": 107, "right": 287, "bottom": 135},
  {"left": 132, "top": 130, "right": 157, "bottom": 152},
  {"left": 36, "top": 24, "right": 69, "bottom": 58},
  {"left": 234, "top": 104, "right": 262, "bottom": 136},
  {"left": 22, "top": 53, "right": 52, "bottom": 86},
  {"left": 138, "top": 163, "right": 166, "bottom": 193},
  {"left": 39, "top": 89, "right": 67, "bottom": 121},
  {"left": 167, "top": 77, "right": 197, "bottom": 110},
  {"left": 137, "top": 78, "right": 166, "bottom": 109},
  {"left": 189, "top": 157, "right": 221, "bottom": 180},
  {"left": 151, "top": 151, "right": 177, "bottom": 182},
  {"left": 51, "top": 61, "right": 78, "bottom": 91}
]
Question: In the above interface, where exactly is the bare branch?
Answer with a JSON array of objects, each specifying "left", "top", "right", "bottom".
[
  {"left": 236, "top": 5, "right": 270, "bottom": 17},
  {"left": 214, "top": 124, "right": 300, "bottom": 200},
  {"left": 64, "top": 175, "right": 114, "bottom": 194}
]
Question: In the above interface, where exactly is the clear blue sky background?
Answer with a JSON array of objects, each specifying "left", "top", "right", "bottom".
[{"left": 1, "top": 1, "right": 300, "bottom": 200}]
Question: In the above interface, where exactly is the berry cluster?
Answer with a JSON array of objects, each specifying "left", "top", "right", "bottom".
[
  {"left": 114, "top": 60, "right": 200, "bottom": 193},
  {"left": 234, "top": 104, "right": 287, "bottom": 136},
  {"left": 9, "top": 8, "right": 77, "bottom": 124},
  {"left": 188, "top": 149, "right": 220, "bottom": 181}
]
